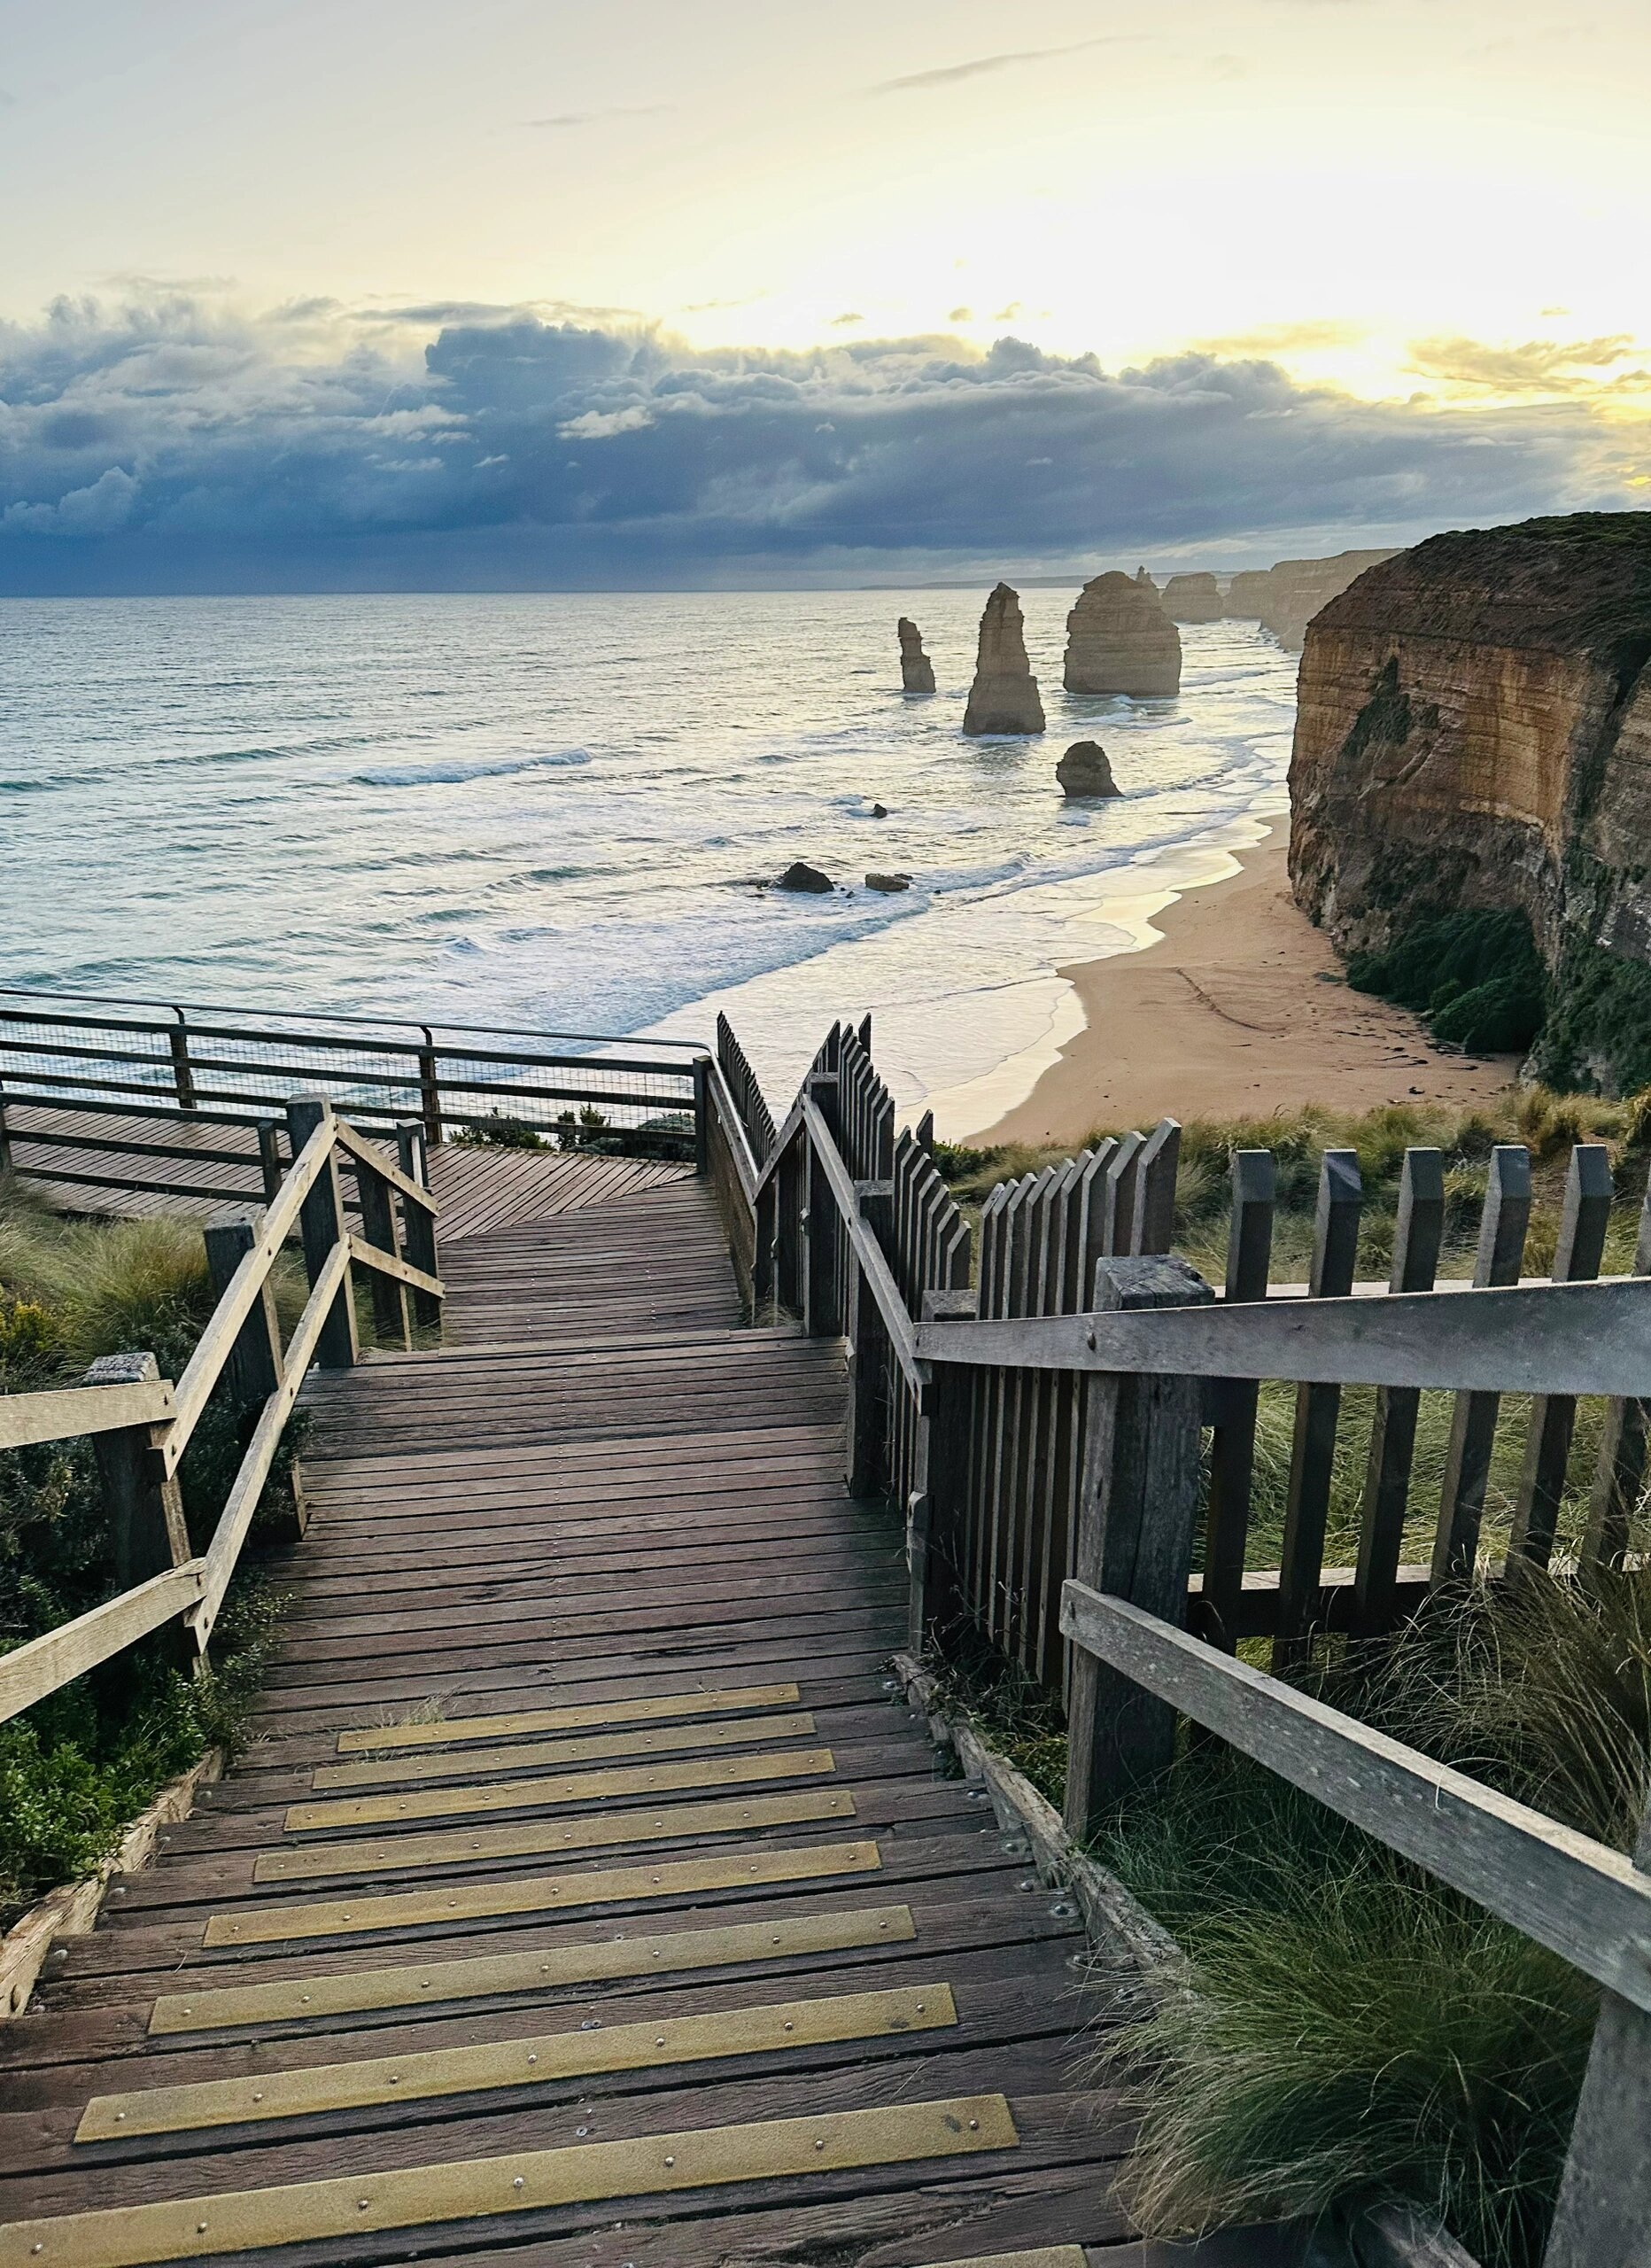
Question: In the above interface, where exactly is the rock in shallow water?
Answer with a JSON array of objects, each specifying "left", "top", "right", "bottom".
[
  {"left": 776, "top": 860, "right": 833, "bottom": 893},
  {"left": 864, "top": 871, "right": 911, "bottom": 892},
  {"left": 1057, "top": 740, "right": 1120, "bottom": 797}
]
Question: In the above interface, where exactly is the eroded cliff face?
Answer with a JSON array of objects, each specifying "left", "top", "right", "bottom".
[
  {"left": 1225, "top": 549, "right": 1397, "bottom": 649},
  {"left": 1289, "top": 515, "right": 1651, "bottom": 1089}
]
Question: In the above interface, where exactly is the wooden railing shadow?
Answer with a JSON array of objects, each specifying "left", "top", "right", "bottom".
[
  {"left": 0, "top": 1097, "right": 444, "bottom": 1724},
  {"left": 697, "top": 1013, "right": 1651, "bottom": 2266}
]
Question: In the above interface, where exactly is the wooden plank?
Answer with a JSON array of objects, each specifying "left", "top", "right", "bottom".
[
  {"left": 1585, "top": 1173, "right": 1651, "bottom": 1569},
  {"left": 203, "top": 1841, "right": 888, "bottom": 1950},
  {"left": 282, "top": 1745, "right": 835, "bottom": 1833},
  {"left": 1275, "top": 1149, "right": 1361, "bottom": 1669},
  {"left": 1065, "top": 1256, "right": 1213, "bottom": 1837},
  {"left": 1433, "top": 1143, "right": 1531, "bottom": 1579},
  {"left": 0, "top": 2094, "right": 1018, "bottom": 2267},
  {"left": 310, "top": 1711, "right": 816, "bottom": 1790},
  {"left": 1353, "top": 1147, "right": 1445, "bottom": 1633},
  {"left": 1199, "top": 1148, "right": 1275, "bottom": 1651},
  {"left": 81, "top": 1984, "right": 957, "bottom": 2140},
  {"left": 1508, "top": 1143, "right": 1613, "bottom": 1567},
  {"left": 1061, "top": 1581, "right": 1651, "bottom": 2012},
  {"left": 252, "top": 1784, "right": 859, "bottom": 1884},
  {"left": 335, "top": 1682, "right": 802, "bottom": 1753}
]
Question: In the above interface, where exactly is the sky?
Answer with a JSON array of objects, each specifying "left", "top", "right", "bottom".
[{"left": 1, "top": 0, "right": 1647, "bottom": 589}]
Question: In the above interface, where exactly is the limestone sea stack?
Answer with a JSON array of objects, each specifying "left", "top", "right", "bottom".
[
  {"left": 1063, "top": 572, "right": 1182, "bottom": 697},
  {"left": 963, "top": 583, "right": 1045, "bottom": 735},
  {"left": 1135, "top": 565, "right": 1156, "bottom": 592},
  {"left": 1288, "top": 514, "right": 1651, "bottom": 1091},
  {"left": 1057, "top": 741, "right": 1120, "bottom": 797},
  {"left": 897, "top": 617, "right": 936, "bottom": 695},
  {"left": 1160, "top": 571, "right": 1223, "bottom": 624}
]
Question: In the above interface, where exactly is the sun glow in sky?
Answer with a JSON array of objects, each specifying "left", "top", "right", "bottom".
[
  {"left": 2, "top": 0, "right": 1648, "bottom": 586},
  {"left": 4, "top": 0, "right": 1648, "bottom": 400}
]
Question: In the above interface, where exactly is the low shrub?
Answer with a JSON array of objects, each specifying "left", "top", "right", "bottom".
[
  {"left": 1089, "top": 1573, "right": 1651, "bottom": 2265},
  {"left": 1346, "top": 910, "right": 1546, "bottom": 1057}
]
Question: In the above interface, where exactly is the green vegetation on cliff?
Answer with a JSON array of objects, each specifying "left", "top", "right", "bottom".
[{"left": 1346, "top": 907, "right": 1546, "bottom": 1056}]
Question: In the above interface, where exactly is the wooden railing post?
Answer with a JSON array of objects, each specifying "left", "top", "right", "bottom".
[
  {"left": 754, "top": 1178, "right": 777, "bottom": 1311},
  {"left": 202, "top": 1209, "right": 283, "bottom": 1408},
  {"left": 168, "top": 1009, "right": 198, "bottom": 1111},
  {"left": 202, "top": 1208, "right": 305, "bottom": 1542},
  {"left": 1542, "top": 1806, "right": 1651, "bottom": 2267},
  {"left": 396, "top": 1122, "right": 442, "bottom": 1331},
  {"left": 353, "top": 1153, "right": 412, "bottom": 1349},
  {"left": 1585, "top": 1172, "right": 1651, "bottom": 1570},
  {"left": 1274, "top": 1148, "right": 1362, "bottom": 1669},
  {"left": 845, "top": 1177, "right": 893, "bottom": 1496},
  {"left": 0, "top": 1089, "right": 11, "bottom": 1174},
  {"left": 775, "top": 1130, "right": 804, "bottom": 1315},
  {"left": 692, "top": 1054, "right": 711, "bottom": 1177},
  {"left": 1509, "top": 1142, "right": 1613, "bottom": 1567},
  {"left": 256, "top": 1118, "right": 283, "bottom": 1204},
  {"left": 1353, "top": 1146, "right": 1446, "bottom": 1633},
  {"left": 801, "top": 1073, "right": 842, "bottom": 1338},
  {"left": 1201, "top": 1147, "right": 1275, "bottom": 1650},
  {"left": 418, "top": 1029, "right": 442, "bottom": 1146},
  {"left": 1064, "top": 1255, "right": 1213, "bottom": 1840},
  {"left": 909, "top": 1289, "right": 977, "bottom": 1652},
  {"left": 1434, "top": 1144, "right": 1532, "bottom": 1581},
  {"left": 285, "top": 1096, "right": 358, "bottom": 1371},
  {"left": 84, "top": 1351, "right": 199, "bottom": 1666}
]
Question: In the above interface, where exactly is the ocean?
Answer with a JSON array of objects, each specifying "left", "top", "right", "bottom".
[{"left": 0, "top": 591, "right": 1298, "bottom": 1137}]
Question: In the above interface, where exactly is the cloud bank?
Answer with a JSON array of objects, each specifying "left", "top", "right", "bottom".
[{"left": 0, "top": 294, "right": 1640, "bottom": 593}]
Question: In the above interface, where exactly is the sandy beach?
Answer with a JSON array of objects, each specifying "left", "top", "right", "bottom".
[{"left": 973, "top": 830, "right": 1518, "bottom": 1146}]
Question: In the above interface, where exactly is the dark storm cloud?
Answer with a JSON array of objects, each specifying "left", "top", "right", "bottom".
[{"left": 0, "top": 295, "right": 1637, "bottom": 592}]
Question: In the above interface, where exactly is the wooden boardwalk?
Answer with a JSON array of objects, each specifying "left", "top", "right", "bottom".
[
  {"left": 3, "top": 1100, "right": 689, "bottom": 1239},
  {"left": 0, "top": 1173, "right": 1149, "bottom": 2266}
]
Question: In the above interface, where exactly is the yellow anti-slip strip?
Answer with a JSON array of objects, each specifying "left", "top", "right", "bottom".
[
  {"left": 335, "top": 1682, "right": 802, "bottom": 1753},
  {"left": 89, "top": 1982, "right": 957, "bottom": 2140},
  {"left": 914, "top": 2255, "right": 1087, "bottom": 2267},
  {"left": 205, "top": 1829, "right": 879, "bottom": 1953},
  {"left": 312, "top": 1710, "right": 816, "bottom": 1791},
  {"left": 167, "top": 1884, "right": 904, "bottom": 2029},
  {"left": 3, "top": 2095, "right": 1018, "bottom": 2268},
  {"left": 284, "top": 1744, "right": 834, "bottom": 1834},
  {"left": 254, "top": 1784, "right": 854, "bottom": 1884}
]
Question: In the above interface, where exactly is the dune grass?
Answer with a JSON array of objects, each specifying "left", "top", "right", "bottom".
[{"left": 0, "top": 1176, "right": 304, "bottom": 1926}]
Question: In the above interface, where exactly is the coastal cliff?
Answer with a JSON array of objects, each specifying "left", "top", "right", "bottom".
[
  {"left": 1228, "top": 548, "right": 1397, "bottom": 649},
  {"left": 1288, "top": 514, "right": 1651, "bottom": 1091}
]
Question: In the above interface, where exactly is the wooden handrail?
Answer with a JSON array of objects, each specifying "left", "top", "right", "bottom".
[
  {"left": 800, "top": 1096, "right": 922, "bottom": 1386},
  {"left": 915, "top": 1272, "right": 1651, "bottom": 1399},
  {"left": 0, "top": 1379, "right": 176, "bottom": 1454},
  {"left": 1061, "top": 1581, "right": 1651, "bottom": 2012},
  {"left": 0, "top": 1106, "right": 446, "bottom": 1723},
  {"left": 332, "top": 1117, "right": 438, "bottom": 1215},
  {"left": 158, "top": 1116, "right": 335, "bottom": 1470},
  {"left": 701, "top": 1055, "right": 760, "bottom": 1210},
  {"left": 0, "top": 1565, "right": 208, "bottom": 1727}
]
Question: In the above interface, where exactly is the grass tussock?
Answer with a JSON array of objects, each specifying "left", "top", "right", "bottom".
[
  {"left": 0, "top": 1176, "right": 304, "bottom": 1925},
  {"left": 1088, "top": 1571, "right": 1651, "bottom": 2266}
]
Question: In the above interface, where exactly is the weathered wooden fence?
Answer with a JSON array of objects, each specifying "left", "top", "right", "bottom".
[
  {"left": 0, "top": 989, "right": 701, "bottom": 1208},
  {"left": 699, "top": 1011, "right": 1651, "bottom": 2266},
  {"left": 0, "top": 1097, "right": 443, "bottom": 1725}
]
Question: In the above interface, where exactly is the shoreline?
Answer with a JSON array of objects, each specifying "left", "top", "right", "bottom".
[{"left": 968, "top": 828, "right": 1518, "bottom": 1146}]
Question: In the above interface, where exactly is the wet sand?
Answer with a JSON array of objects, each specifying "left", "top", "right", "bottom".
[{"left": 973, "top": 832, "right": 1517, "bottom": 1146}]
